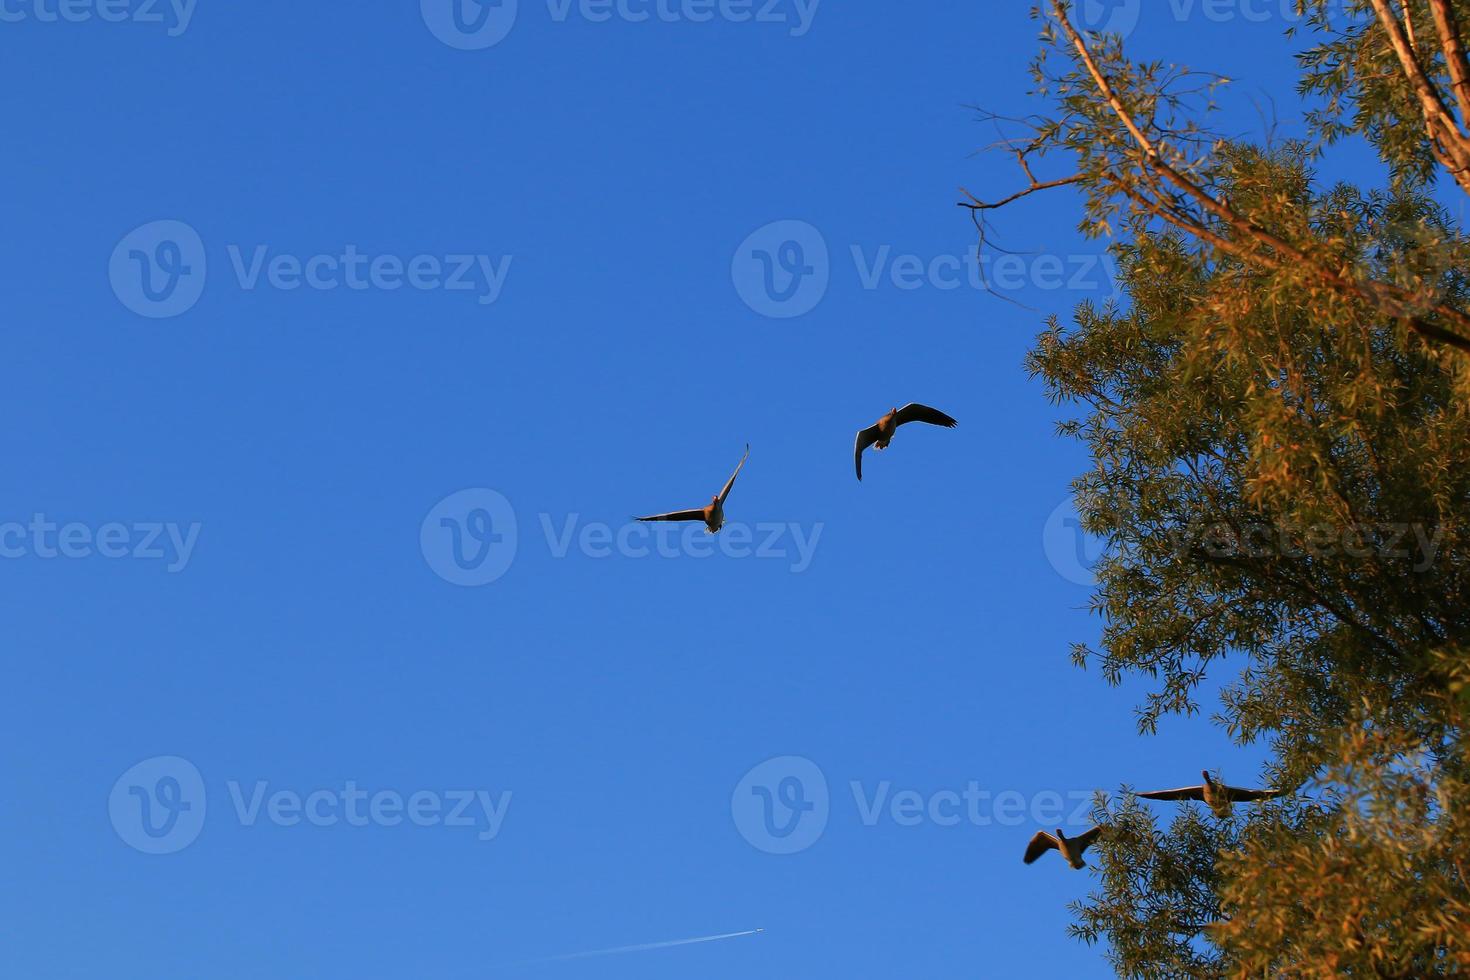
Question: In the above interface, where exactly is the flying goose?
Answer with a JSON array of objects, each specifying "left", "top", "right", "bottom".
[
  {"left": 1136, "top": 770, "right": 1282, "bottom": 818},
  {"left": 635, "top": 444, "right": 749, "bottom": 534},
  {"left": 853, "top": 404, "right": 958, "bottom": 481},
  {"left": 1023, "top": 825, "right": 1106, "bottom": 869}
]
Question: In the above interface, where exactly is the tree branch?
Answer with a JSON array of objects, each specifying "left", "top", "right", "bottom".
[
  {"left": 1043, "top": 0, "right": 1470, "bottom": 356},
  {"left": 957, "top": 173, "right": 1083, "bottom": 211},
  {"left": 1368, "top": 0, "right": 1470, "bottom": 193},
  {"left": 1429, "top": 0, "right": 1470, "bottom": 126}
]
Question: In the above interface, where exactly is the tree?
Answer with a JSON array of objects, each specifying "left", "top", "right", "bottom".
[{"left": 979, "top": 2, "right": 1470, "bottom": 974}]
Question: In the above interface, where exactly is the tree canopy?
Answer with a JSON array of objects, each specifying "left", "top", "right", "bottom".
[{"left": 982, "top": 2, "right": 1470, "bottom": 974}]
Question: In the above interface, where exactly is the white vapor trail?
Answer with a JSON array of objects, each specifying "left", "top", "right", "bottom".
[{"left": 506, "top": 928, "right": 763, "bottom": 967}]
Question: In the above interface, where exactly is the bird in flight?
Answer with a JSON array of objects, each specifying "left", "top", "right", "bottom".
[
  {"left": 1136, "top": 770, "right": 1283, "bottom": 818},
  {"left": 853, "top": 404, "right": 958, "bottom": 480},
  {"left": 1023, "top": 825, "right": 1106, "bottom": 869},
  {"left": 635, "top": 444, "right": 749, "bottom": 534}
]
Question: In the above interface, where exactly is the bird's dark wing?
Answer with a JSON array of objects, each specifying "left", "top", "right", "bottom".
[
  {"left": 1023, "top": 831, "right": 1059, "bottom": 864},
  {"left": 853, "top": 425, "right": 882, "bottom": 481},
  {"left": 1223, "top": 786, "right": 1283, "bottom": 803},
  {"left": 1136, "top": 785, "right": 1207, "bottom": 802},
  {"left": 635, "top": 509, "right": 705, "bottom": 523},
  {"left": 1074, "top": 825, "right": 1107, "bottom": 855},
  {"left": 718, "top": 444, "right": 750, "bottom": 505},
  {"left": 893, "top": 403, "right": 958, "bottom": 429}
]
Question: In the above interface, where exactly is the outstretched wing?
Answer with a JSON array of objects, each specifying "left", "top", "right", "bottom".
[
  {"left": 1136, "top": 785, "right": 1207, "bottom": 802},
  {"left": 893, "top": 403, "right": 958, "bottom": 429},
  {"left": 853, "top": 425, "right": 882, "bottom": 481},
  {"left": 718, "top": 444, "right": 750, "bottom": 505},
  {"left": 1074, "top": 825, "right": 1107, "bottom": 856},
  {"left": 1223, "top": 786, "right": 1283, "bottom": 803},
  {"left": 1023, "top": 831, "right": 1059, "bottom": 864},
  {"left": 635, "top": 509, "right": 705, "bottom": 523}
]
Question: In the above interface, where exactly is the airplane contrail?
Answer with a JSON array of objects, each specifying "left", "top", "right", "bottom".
[{"left": 503, "top": 928, "right": 763, "bottom": 968}]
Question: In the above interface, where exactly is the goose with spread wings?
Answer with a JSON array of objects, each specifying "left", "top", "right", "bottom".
[
  {"left": 853, "top": 404, "right": 958, "bottom": 481},
  {"left": 635, "top": 444, "right": 749, "bottom": 534},
  {"left": 1137, "top": 770, "right": 1283, "bottom": 818},
  {"left": 1023, "top": 825, "right": 1106, "bottom": 870}
]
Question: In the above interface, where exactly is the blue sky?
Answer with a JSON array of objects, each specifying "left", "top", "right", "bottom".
[{"left": 1, "top": 2, "right": 1366, "bottom": 976}]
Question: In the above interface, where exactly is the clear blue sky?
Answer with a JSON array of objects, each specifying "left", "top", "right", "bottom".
[{"left": 2, "top": 3, "right": 1365, "bottom": 976}]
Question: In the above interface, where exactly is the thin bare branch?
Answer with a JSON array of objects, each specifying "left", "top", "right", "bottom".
[{"left": 957, "top": 173, "right": 1084, "bottom": 212}]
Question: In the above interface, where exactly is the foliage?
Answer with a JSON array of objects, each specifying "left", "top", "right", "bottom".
[{"left": 998, "top": 2, "right": 1470, "bottom": 974}]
